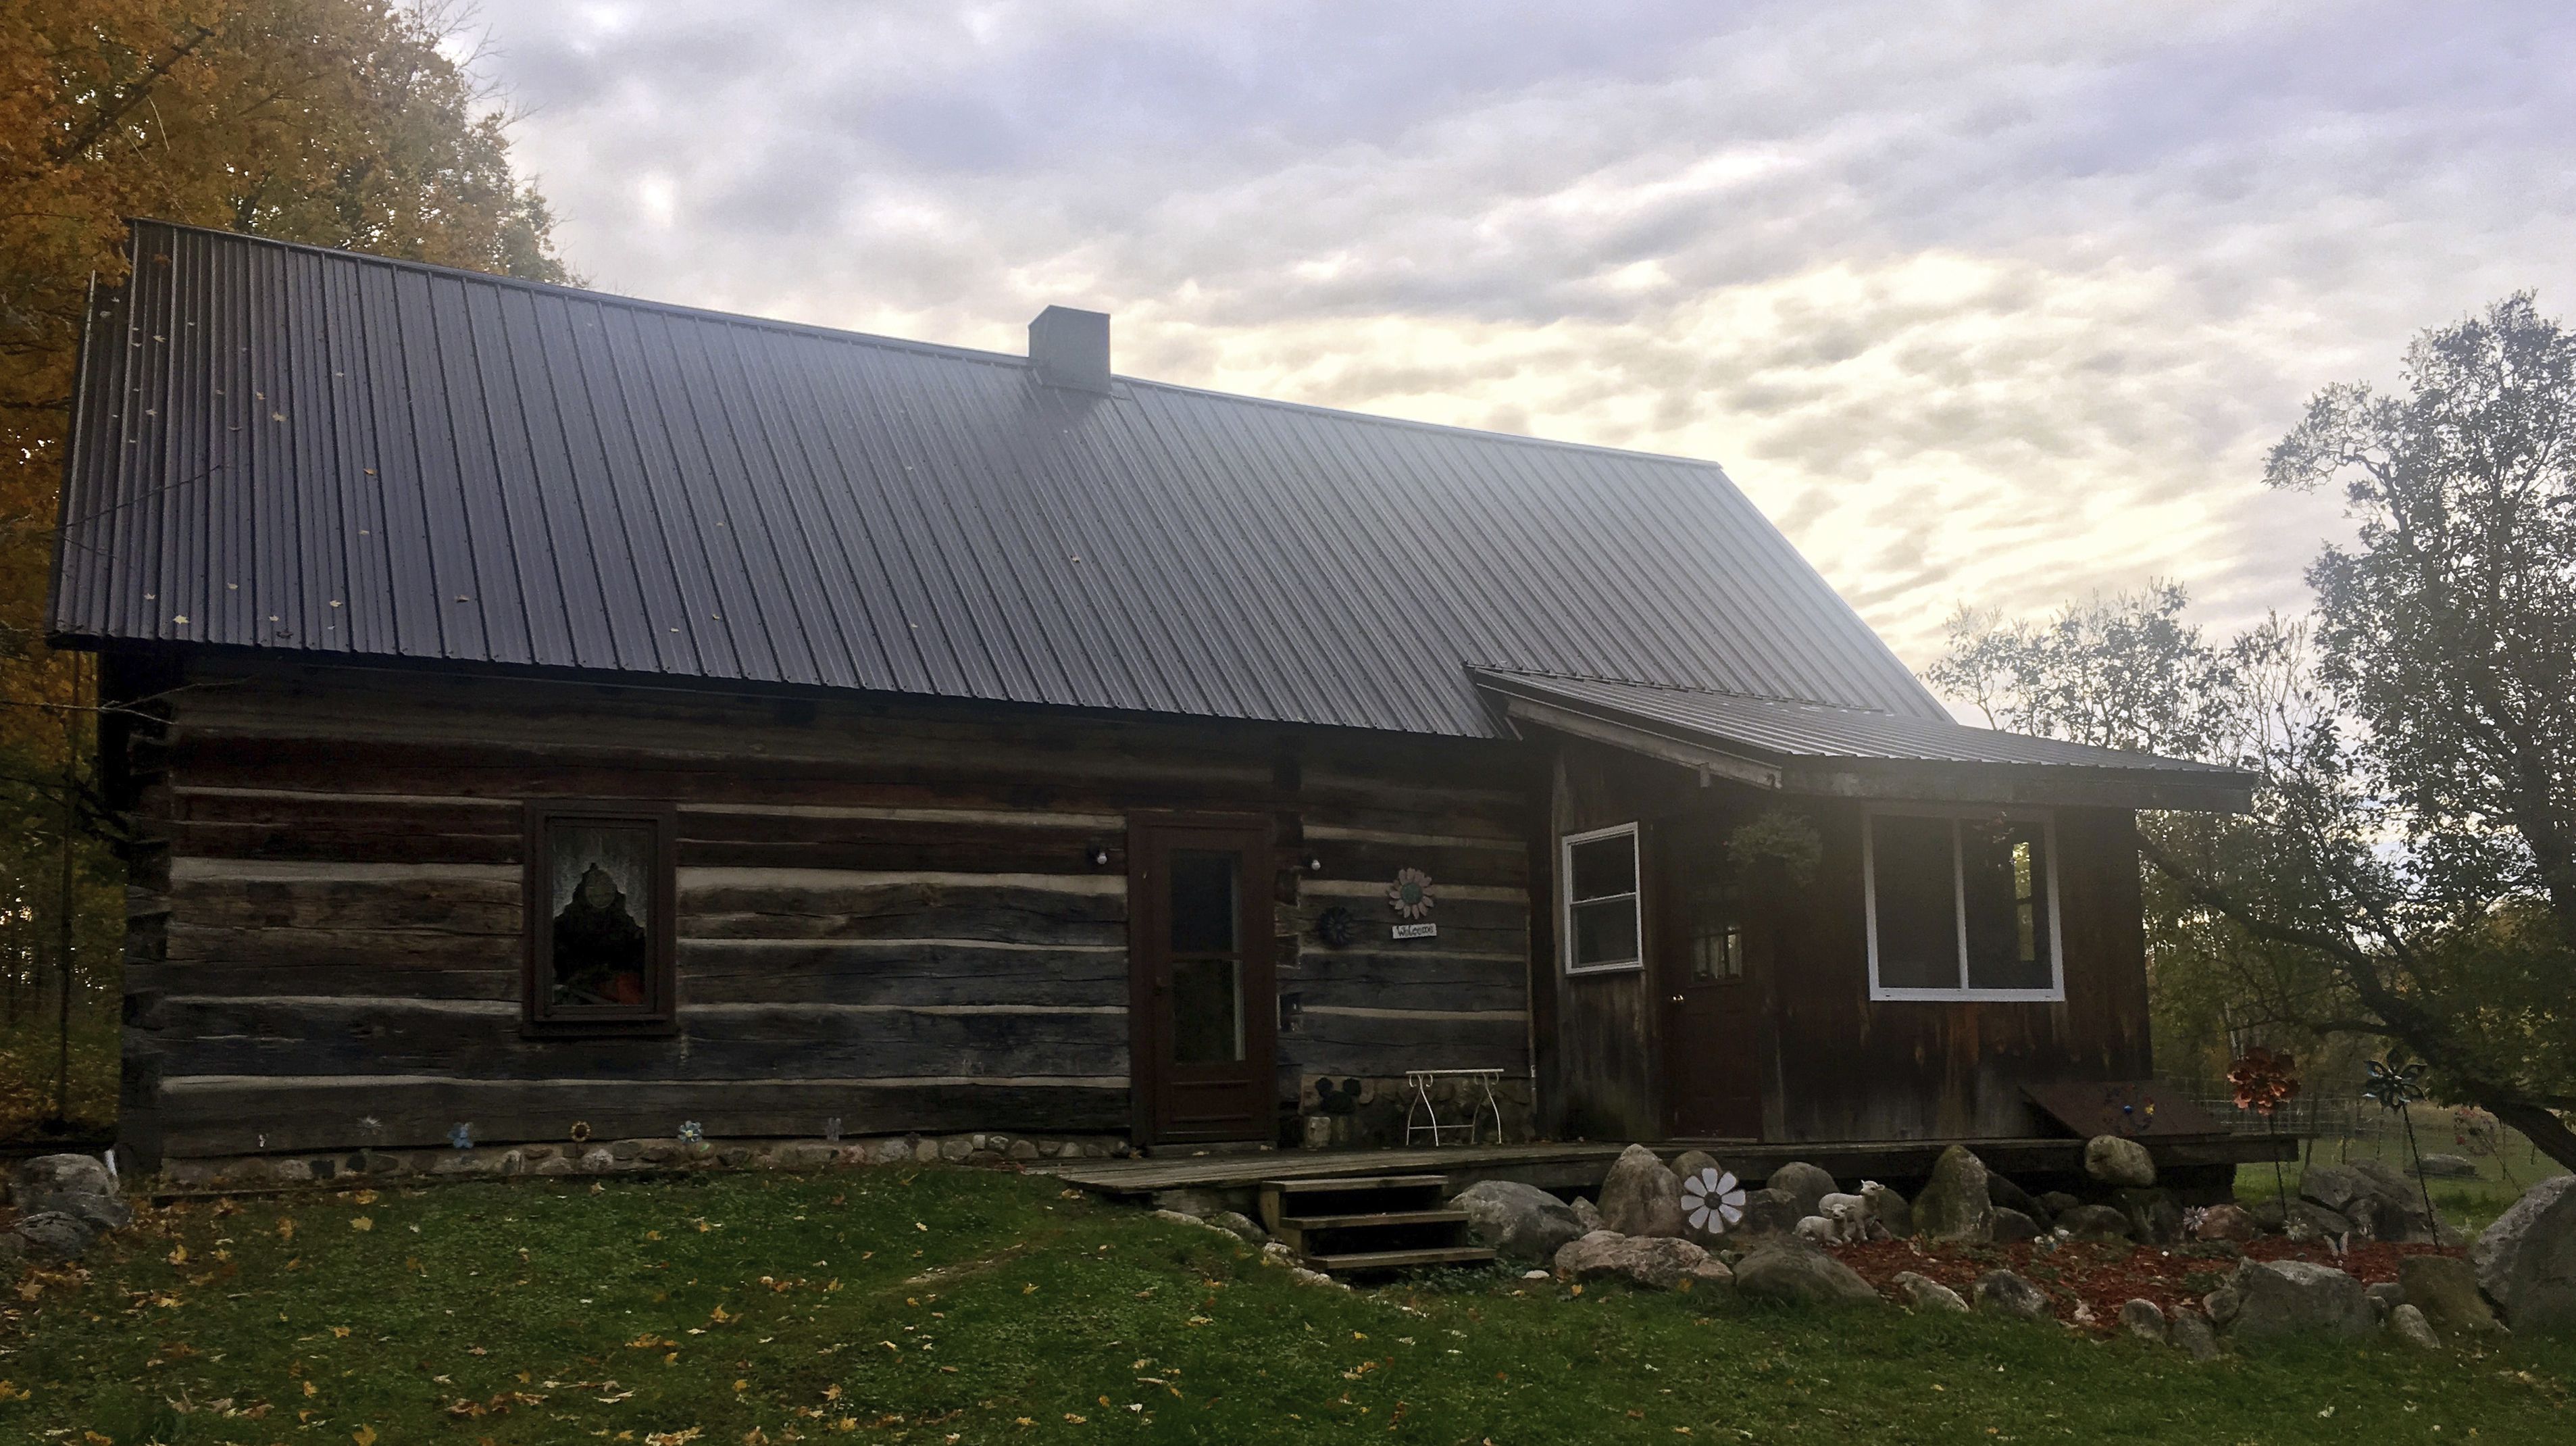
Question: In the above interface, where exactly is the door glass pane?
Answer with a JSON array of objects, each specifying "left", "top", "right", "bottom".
[
  {"left": 1169, "top": 849, "right": 1238, "bottom": 954},
  {"left": 1170, "top": 956, "right": 1245, "bottom": 1064},
  {"left": 1963, "top": 819, "right": 2054, "bottom": 990},
  {"left": 546, "top": 821, "right": 655, "bottom": 1009},
  {"left": 1686, "top": 874, "right": 1744, "bottom": 982},
  {"left": 1871, "top": 814, "right": 1959, "bottom": 989}
]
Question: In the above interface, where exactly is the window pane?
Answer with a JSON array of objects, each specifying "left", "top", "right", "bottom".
[
  {"left": 1169, "top": 849, "right": 1238, "bottom": 955},
  {"left": 1569, "top": 833, "right": 1636, "bottom": 902},
  {"left": 547, "top": 821, "right": 655, "bottom": 1009},
  {"left": 1572, "top": 897, "right": 1640, "bottom": 967},
  {"left": 1871, "top": 814, "right": 1959, "bottom": 990},
  {"left": 1686, "top": 872, "right": 1744, "bottom": 982},
  {"left": 1170, "top": 957, "right": 1244, "bottom": 1063},
  {"left": 1963, "top": 819, "right": 2054, "bottom": 990}
]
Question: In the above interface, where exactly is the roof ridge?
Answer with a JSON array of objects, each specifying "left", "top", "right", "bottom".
[{"left": 122, "top": 219, "right": 1746, "bottom": 473}]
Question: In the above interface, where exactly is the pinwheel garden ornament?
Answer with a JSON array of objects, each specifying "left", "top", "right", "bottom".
[
  {"left": 1682, "top": 1166, "right": 1746, "bottom": 1235},
  {"left": 2229, "top": 1045, "right": 2303, "bottom": 1205},
  {"left": 2363, "top": 1058, "right": 2442, "bottom": 1238}
]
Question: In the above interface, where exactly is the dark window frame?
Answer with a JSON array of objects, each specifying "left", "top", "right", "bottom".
[
  {"left": 522, "top": 799, "right": 680, "bottom": 1037},
  {"left": 1862, "top": 805, "right": 2065, "bottom": 1001}
]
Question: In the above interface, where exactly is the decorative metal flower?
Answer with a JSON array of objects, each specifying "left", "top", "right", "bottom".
[
  {"left": 2363, "top": 1058, "right": 2429, "bottom": 1114},
  {"left": 448, "top": 1122, "right": 474, "bottom": 1151},
  {"left": 2227, "top": 1047, "right": 2302, "bottom": 1117},
  {"left": 570, "top": 1120, "right": 593, "bottom": 1143},
  {"left": 1314, "top": 905, "right": 1357, "bottom": 949},
  {"left": 1388, "top": 868, "right": 1435, "bottom": 921},
  {"left": 678, "top": 1120, "right": 705, "bottom": 1144},
  {"left": 1681, "top": 1166, "right": 1746, "bottom": 1234}
]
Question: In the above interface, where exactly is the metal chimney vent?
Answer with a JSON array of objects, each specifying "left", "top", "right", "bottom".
[{"left": 1028, "top": 305, "right": 1111, "bottom": 395}]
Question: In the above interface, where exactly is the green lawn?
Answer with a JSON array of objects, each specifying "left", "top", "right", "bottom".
[{"left": 3, "top": 1168, "right": 2569, "bottom": 1445}]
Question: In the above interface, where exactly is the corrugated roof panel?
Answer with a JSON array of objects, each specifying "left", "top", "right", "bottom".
[{"left": 57, "top": 221, "right": 1963, "bottom": 739}]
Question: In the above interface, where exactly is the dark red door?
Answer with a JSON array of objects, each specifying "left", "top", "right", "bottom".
[
  {"left": 1654, "top": 819, "right": 1766, "bottom": 1139},
  {"left": 1128, "top": 815, "right": 1276, "bottom": 1145}
]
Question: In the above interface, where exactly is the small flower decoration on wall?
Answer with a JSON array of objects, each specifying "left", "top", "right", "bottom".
[
  {"left": 569, "top": 1120, "right": 593, "bottom": 1143},
  {"left": 1682, "top": 1166, "right": 1745, "bottom": 1234},
  {"left": 678, "top": 1120, "right": 705, "bottom": 1144},
  {"left": 1388, "top": 868, "right": 1435, "bottom": 921}
]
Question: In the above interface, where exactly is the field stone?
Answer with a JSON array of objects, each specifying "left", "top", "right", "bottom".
[
  {"left": 1451, "top": 1180, "right": 1584, "bottom": 1262},
  {"left": 1992, "top": 1207, "right": 2041, "bottom": 1243},
  {"left": 1734, "top": 1188, "right": 1804, "bottom": 1240},
  {"left": 2281, "top": 1199, "right": 2357, "bottom": 1243},
  {"left": 2221, "top": 1258, "right": 2375, "bottom": 1340},
  {"left": 2115, "top": 1188, "right": 2185, "bottom": 1246},
  {"left": 1914, "top": 1145, "right": 1994, "bottom": 1243},
  {"left": 2415, "top": 1153, "right": 2479, "bottom": 1179},
  {"left": 1767, "top": 1162, "right": 1837, "bottom": 1220},
  {"left": 2194, "top": 1203, "right": 2259, "bottom": 1243},
  {"left": 2171, "top": 1311, "right": 2222, "bottom": 1361},
  {"left": 2303, "top": 1160, "right": 2435, "bottom": 1243},
  {"left": 11, "top": 1154, "right": 114, "bottom": 1210},
  {"left": 1732, "top": 1241, "right": 1879, "bottom": 1305},
  {"left": 1893, "top": 1270, "right": 1967, "bottom": 1312},
  {"left": 2390, "top": 1303, "right": 2444, "bottom": 1351},
  {"left": 2472, "top": 1173, "right": 2576, "bottom": 1332},
  {"left": 1570, "top": 1197, "right": 1605, "bottom": 1232},
  {"left": 1670, "top": 1151, "right": 1734, "bottom": 1245},
  {"left": 1552, "top": 1230, "right": 1733, "bottom": 1291},
  {"left": 2366, "top": 1281, "right": 2404, "bottom": 1321},
  {"left": 12, "top": 1212, "right": 96, "bottom": 1264},
  {"left": 1973, "top": 1270, "right": 2052, "bottom": 1323},
  {"left": 1598, "top": 1145, "right": 1687, "bottom": 1239},
  {"left": 1987, "top": 1173, "right": 2044, "bottom": 1224},
  {"left": 1861, "top": 1181, "right": 1913, "bottom": 1239},
  {"left": 43, "top": 1192, "right": 132, "bottom": 1234},
  {"left": 2119, "top": 1298, "right": 2169, "bottom": 1341},
  {"left": 2056, "top": 1204, "right": 2133, "bottom": 1243},
  {"left": 2036, "top": 1191, "right": 2083, "bottom": 1217},
  {"left": 2085, "top": 1135, "right": 2157, "bottom": 1189},
  {"left": 2398, "top": 1255, "right": 2504, "bottom": 1337}
]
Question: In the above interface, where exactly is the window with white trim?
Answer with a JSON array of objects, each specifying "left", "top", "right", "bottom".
[
  {"left": 1562, "top": 823, "right": 1642, "bottom": 973},
  {"left": 1865, "top": 808, "right": 2063, "bottom": 1000}
]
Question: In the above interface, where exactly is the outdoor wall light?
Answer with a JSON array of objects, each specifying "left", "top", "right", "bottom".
[
  {"left": 1085, "top": 845, "right": 1113, "bottom": 868},
  {"left": 1300, "top": 853, "right": 1325, "bottom": 874}
]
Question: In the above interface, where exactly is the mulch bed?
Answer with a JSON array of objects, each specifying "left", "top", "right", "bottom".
[{"left": 1825, "top": 1235, "right": 2462, "bottom": 1335}]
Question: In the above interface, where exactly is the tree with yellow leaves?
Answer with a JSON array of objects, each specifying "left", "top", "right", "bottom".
[{"left": 0, "top": 0, "right": 571, "bottom": 1129}]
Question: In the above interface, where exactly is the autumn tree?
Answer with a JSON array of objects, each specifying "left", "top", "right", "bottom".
[
  {"left": 1931, "top": 295, "right": 2576, "bottom": 1171},
  {"left": 0, "top": 0, "right": 570, "bottom": 1126}
]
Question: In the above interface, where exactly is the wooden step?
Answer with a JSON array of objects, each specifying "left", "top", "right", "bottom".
[
  {"left": 1278, "top": 1207, "right": 1469, "bottom": 1232},
  {"left": 1261, "top": 1174, "right": 1447, "bottom": 1195},
  {"left": 1302, "top": 1245, "right": 1497, "bottom": 1273}
]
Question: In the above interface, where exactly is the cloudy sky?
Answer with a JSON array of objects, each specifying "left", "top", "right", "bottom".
[{"left": 467, "top": 0, "right": 2576, "bottom": 672}]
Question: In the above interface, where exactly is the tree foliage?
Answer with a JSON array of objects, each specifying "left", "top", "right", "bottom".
[
  {"left": 1930, "top": 295, "right": 2576, "bottom": 1170},
  {"left": 0, "top": 0, "right": 569, "bottom": 1126}
]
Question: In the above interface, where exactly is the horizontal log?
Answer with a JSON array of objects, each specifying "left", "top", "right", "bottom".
[
  {"left": 176, "top": 820, "right": 519, "bottom": 866},
  {"left": 166, "top": 923, "right": 518, "bottom": 968},
  {"left": 151, "top": 1074, "right": 1129, "bottom": 1156},
  {"left": 134, "top": 961, "right": 520, "bottom": 1002},
  {"left": 1286, "top": 951, "right": 1528, "bottom": 1013},
  {"left": 1284, "top": 1006, "right": 1527, "bottom": 1075},
  {"left": 171, "top": 870, "right": 522, "bottom": 934},
  {"left": 1307, "top": 838, "right": 1529, "bottom": 892},
  {"left": 680, "top": 874, "right": 1126, "bottom": 945},
  {"left": 678, "top": 940, "right": 1126, "bottom": 1006},
  {"left": 141, "top": 996, "right": 1130, "bottom": 1082}
]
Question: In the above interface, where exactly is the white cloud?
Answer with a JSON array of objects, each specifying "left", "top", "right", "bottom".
[{"left": 472, "top": 0, "right": 2576, "bottom": 667}]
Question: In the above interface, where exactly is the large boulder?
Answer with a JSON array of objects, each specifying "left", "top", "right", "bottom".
[
  {"left": 1452, "top": 1180, "right": 1585, "bottom": 1263},
  {"left": 2194, "top": 1203, "right": 2260, "bottom": 1243},
  {"left": 2085, "top": 1135, "right": 2157, "bottom": 1189},
  {"left": 2472, "top": 1174, "right": 2576, "bottom": 1331},
  {"left": 2302, "top": 1160, "right": 2437, "bottom": 1243},
  {"left": 11, "top": 1212, "right": 97, "bottom": 1264},
  {"left": 2056, "top": 1203, "right": 2134, "bottom": 1243},
  {"left": 2114, "top": 1188, "right": 2185, "bottom": 1246},
  {"left": 1991, "top": 1207, "right": 2041, "bottom": 1243},
  {"left": 1913, "top": 1145, "right": 1994, "bottom": 1244},
  {"left": 1670, "top": 1151, "right": 1740, "bottom": 1246},
  {"left": 2397, "top": 1254, "right": 2505, "bottom": 1339},
  {"left": 2416, "top": 1154, "right": 2480, "bottom": 1180},
  {"left": 2389, "top": 1303, "right": 2444, "bottom": 1351},
  {"left": 11, "top": 1153, "right": 115, "bottom": 1211},
  {"left": 1552, "top": 1230, "right": 1732, "bottom": 1291},
  {"left": 1973, "top": 1269, "right": 2053, "bottom": 1323},
  {"left": 1732, "top": 1187, "right": 1805, "bottom": 1240},
  {"left": 1987, "top": 1174, "right": 2046, "bottom": 1226},
  {"left": 1732, "top": 1241, "right": 1881, "bottom": 1306},
  {"left": 1767, "top": 1162, "right": 1837, "bottom": 1220},
  {"left": 1861, "top": 1180, "right": 1914, "bottom": 1239},
  {"left": 2170, "top": 1310, "right": 2222, "bottom": 1361},
  {"left": 1893, "top": 1270, "right": 1967, "bottom": 1312},
  {"left": 1597, "top": 1145, "right": 1687, "bottom": 1239},
  {"left": 2119, "top": 1298, "right": 2169, "bottom": 1342},
  {"left": 2216, "top": 1258, "right": 2375, "bottom": 1340}
]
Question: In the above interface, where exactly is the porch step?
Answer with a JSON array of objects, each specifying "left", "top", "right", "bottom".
[
  {"left": 1258, "top": 1174, "right": 1494, "bottom": 1274},
  {"left": 1302, "top": 1245, "right": 1497, "bottom": 1273}
]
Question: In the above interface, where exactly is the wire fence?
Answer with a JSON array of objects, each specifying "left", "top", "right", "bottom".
[{"left": 2159, "top": 1076, "right": 2560, "bottom": 1183}]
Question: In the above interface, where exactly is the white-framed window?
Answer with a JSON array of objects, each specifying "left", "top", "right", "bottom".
[
  {"left": 1561, "top": 822, "right": 1643, "bottom": 974},
  {"left": 1863, "top": 806, "right": 2064, "bottom": 1001}
]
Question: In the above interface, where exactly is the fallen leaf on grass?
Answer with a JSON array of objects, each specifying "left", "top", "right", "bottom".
[
  {"left": 350, "top": 1217, "right": 374, "bottom": 1232},
  {"left": 353, "top": 1427, "right": 378, "bottom": 1445}
]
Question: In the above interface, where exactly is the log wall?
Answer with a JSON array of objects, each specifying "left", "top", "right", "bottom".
[{"left": 111, "top": 655, "right": 1536, "bottom": 1163}]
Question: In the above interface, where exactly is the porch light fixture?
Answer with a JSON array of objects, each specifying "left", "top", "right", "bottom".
[
  {"left": 1085, "top": 845, "right": 1112, "bottom": 868},
  {"left": 1300, "top": 853, "right": 1324, "bottom": 874}
]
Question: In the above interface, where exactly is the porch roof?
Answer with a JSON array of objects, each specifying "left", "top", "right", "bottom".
[{"left": 1471, "top": 669, "right": 2257, "bottom": 811}]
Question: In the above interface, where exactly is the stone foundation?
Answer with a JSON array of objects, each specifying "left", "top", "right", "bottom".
[{"left": 157, "top": 1131, "right": 1134, "bottom": 1191}]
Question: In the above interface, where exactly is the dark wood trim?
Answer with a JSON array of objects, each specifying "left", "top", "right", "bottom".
[
  {"left": 1126, "top": 810, "right": 1278, "bottom": 1145},
  {"left": 522, "top": 799, "right": 679, "bottom": 1037}
]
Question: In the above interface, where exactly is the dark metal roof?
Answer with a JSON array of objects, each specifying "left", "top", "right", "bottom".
[
  {"left": 1473, "top": 668, "right": 2256, "bottom": 808},
  {"left": 53, "top": 221, "right": 1952, "bottom": 739}
]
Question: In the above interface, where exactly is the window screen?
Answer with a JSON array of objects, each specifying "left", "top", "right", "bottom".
[{"left": 1565, "top": 826, "right": 1642, "bottom": 971}]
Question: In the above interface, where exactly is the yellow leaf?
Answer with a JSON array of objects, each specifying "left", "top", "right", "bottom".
[
  {"left": 168, "top": 1245, "right": 188, "bottom": 1266},
  {"left": 278, "top": 1219, "right": 296, "bottom": 1241},
  {"left": 303, "top": 1380, "right": 319, "bottom": 1397},
  {"left": 733, "top": 1379, "right": 748, "bottom": 1391},
  {"left": 353, "top": 1427, "right": 378, "bottom": 1446},
  {"left": 350, "top": 1217, "right": 374, "bottom": 1232}
]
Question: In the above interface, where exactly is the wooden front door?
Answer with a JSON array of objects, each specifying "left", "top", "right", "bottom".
[
  {"left": 1128, "top": 815, "right": 1276, "bottom": 1145},
  {"left": 1653, "top": 819, "right": 1765, "bottom": 1139}
]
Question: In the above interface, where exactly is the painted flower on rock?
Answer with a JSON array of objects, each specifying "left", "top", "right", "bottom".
[{"left": 1682, "top": 1166, "right": 1745, "bottom": 1233}]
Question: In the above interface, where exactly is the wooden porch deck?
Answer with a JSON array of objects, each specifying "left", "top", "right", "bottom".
[{"left": 1036, "top": 1133, "right": 2297, "bottom": 1199}]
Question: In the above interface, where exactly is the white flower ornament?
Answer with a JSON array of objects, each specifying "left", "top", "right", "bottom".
[{"left": 1682, "top": 1166, "right": 1745, "bottom": 1233}]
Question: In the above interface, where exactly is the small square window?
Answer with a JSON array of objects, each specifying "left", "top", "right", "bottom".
[
  {"left": 526, "top": 802, "right": 676, "bottom": 1032},
  {"left": 1563, "top": 824, "right": 1642, "bottom": 973}
]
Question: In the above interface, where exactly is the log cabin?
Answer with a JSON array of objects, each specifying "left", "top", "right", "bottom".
[{"left": 49, "top": 222, "right": 2261, "bottom": 1180}]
